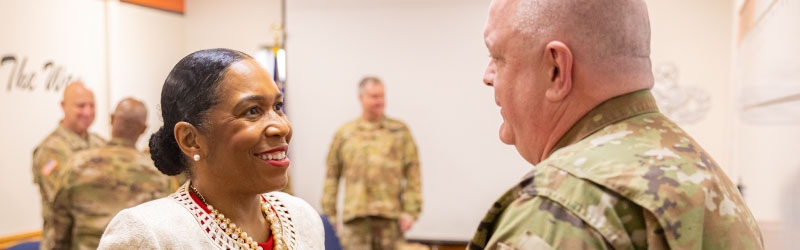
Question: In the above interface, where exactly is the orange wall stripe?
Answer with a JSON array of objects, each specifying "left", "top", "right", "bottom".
[{"left": 121, "top": 0, "right": 185, "bottom": 14}]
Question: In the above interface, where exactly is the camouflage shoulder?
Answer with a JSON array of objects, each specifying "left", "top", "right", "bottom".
[
  {"left": 384, "top": 116, "right": 410, "bottom": 130},
  {"left": 488, "top": 193, "right": 611, "bottom": 250},
  {"left": 541, "top": 113, "right": 763, "bottom": 249},
  {"left": 34, "top": 131, "right": 71, "bottom": 155},
  {"left": 519, "top": 164, "right": 643, "bottom": 249},
  {"left": 89, "top": 132, "right": 107, "bottom": 146},
  {"left": 32, "top": 134, "right": 73, "bottom": 177},
  {"left": 68, "top": 147, "right": 169, "bottom": 191},
  {"left": 114, "top": 146, "right": 155, "bottom": 165},
  {"left": 59, "top": 147, "right": 109, "bottom": 182},
  {"left": 64, "top": 148, "right": 103, "bottom": 171},
  {"left": 335, "top": 118, "right": 362, "bottom": 135},
  {"left": 36, "top": 128, "right": 62, "bottom": 145}
]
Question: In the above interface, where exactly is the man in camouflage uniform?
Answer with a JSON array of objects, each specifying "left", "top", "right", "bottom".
[
  {"left": 33, "top": 81, "right": 106, "bottom": 249},
  {"left": 470, "top": 0, "right": 764, "bottom": 249},
  {"left": 46, "top": 98, "right": 172, "bottom": 250},
  {"left": 323, "top": 76, "right": 422, "bottom": 250}
]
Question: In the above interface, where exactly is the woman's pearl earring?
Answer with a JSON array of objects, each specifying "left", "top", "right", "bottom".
[{"left": 193, "top": 154, "right": 200, "bottom": 162}]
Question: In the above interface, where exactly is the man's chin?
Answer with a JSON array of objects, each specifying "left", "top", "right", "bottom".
[
  {"left": 499, "top": 136, "right": 515, "bottom": 145},
  {"left": 499, "top": 124, "right": 515, "bottom": 145},
  {"left": 77, "top": 124, "right": 92, "bottom": 133}
]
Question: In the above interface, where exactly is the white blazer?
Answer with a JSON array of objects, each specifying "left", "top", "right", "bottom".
[{"left": 98, "top": 184, "right": 324, "bottom": 250}]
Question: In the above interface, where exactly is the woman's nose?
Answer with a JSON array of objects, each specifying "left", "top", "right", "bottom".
[{"left": 266, "top": 115, "right": 291, "bottom": 138}]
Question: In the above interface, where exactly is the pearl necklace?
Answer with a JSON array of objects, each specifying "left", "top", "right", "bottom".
[{"left": 190, "top": 183, "right": 287, "bottom": 250}]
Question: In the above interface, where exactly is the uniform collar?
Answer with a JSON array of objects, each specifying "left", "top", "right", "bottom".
[
  {"left": 356, "top": 116, "right": 388, "bottom": 130},
  {"left": 550, "top": 89, "right": 660, "bottom": 154},
  {"left": 107, "top": 138, "right": 136, "bottom": 148},
  {"left": 56, "top": 123, "right": 91, "bottom": 144}
]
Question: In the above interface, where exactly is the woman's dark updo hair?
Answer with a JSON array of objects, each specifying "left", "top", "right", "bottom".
[{"left": 149, "top": 48, "right": 251, "bottom": 176}]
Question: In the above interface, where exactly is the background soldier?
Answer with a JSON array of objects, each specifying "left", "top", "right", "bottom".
[
  {"left": 33, "top": 81, "right": 106, "bottom": 249},
  {"left": 322, "top": 76, "right": 422, "bottom": 250},
  {"left": 47, "top": 98, "right": 171, "bottom": 250}
]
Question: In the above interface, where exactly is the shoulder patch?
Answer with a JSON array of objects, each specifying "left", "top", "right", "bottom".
[{"left": 42, "top": 159, "right": 58, "bottom": 176}]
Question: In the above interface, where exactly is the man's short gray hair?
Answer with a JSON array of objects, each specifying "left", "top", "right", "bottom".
[
  {"left": 358, "top": 76, "right": 383, "bottom": 95},
  {"left": 513, "top": 0, "right": 651, "bottom": 62}
]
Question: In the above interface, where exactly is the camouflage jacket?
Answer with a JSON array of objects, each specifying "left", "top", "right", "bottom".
[
  {"left": 469, "top": 90, "right": 763, "bottom": 250},
  {"left": 47, "top": 139, "right": 172, "bottom": 250},
  {"left": 33, "top": 125, "right": 106, "bottom": 202},
  {"left": 33, "top": 124, "right": 105, "bottom": 250},
  {"left": 322, "top": 116, "right": 422, "bottom": 225}
]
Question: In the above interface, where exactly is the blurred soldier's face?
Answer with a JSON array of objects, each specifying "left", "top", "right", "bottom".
[
  {"left": 359, "top": 82, "right": 385, "bottom": 120},
  {"left": 61, "top": 87, "right": 96, "bottom": 135}
]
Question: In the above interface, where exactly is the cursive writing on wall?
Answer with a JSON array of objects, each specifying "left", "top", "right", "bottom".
[{"left": 1, "top": 54, "right": 78, "bottom": 93}]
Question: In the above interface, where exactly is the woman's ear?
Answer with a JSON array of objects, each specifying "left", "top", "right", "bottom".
[
  {"left": 544, "top": 41, "right": 573, "bottom": 102},
  {"left": 174, "top": 121, "right": 202, "bottom": 159}
]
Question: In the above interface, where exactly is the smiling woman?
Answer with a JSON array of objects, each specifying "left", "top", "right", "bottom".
[{"left": 96, "top": 48, "right": 325, "bottom": 250}]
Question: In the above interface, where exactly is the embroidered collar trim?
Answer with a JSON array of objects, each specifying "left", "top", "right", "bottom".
[{"left": 171, "top": 184, "right": 297, "bottom": 249}]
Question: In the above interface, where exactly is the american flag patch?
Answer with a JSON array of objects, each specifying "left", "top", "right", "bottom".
[{"left": 42, "top": 159, "right": 58, "bottom": 176}]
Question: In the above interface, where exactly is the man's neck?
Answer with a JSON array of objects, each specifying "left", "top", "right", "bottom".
[
  {"left": 60, "top": 121, "right": 88, "bottom": 138},
  {"left": 110, "top": 137, "right": 137, "bottom": 148},
  {"left": 361, "top": 113, "right": 382, "bottom": 123},
  {"left": 536, "top": 94, "right": 601, "bottom": 164}
]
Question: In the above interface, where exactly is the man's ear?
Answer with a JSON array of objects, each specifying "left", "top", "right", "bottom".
[
  {"left": 174, "top": 121, "right": 202, "bottom": 159},
  {"left": 544, "top": 41, "right": 573, "bottom": 102}
]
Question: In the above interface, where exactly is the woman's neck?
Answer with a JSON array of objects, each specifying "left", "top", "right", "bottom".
[{"left": 191, "top": 179, "right": 270, "bottom": 242}]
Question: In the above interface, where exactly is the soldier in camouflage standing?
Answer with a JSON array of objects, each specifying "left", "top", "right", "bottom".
[
  {"left": 33, "top": 81, "right": 106, "bottom": 249},
  {"left": 46, "top": 98, "right": 171, "bottom": 250},
  {"left": 323, "top": 76, "right": 422, "bottom": 250},
  {"left": 470, "top": 0, "right": 764, "bottom": 249}
]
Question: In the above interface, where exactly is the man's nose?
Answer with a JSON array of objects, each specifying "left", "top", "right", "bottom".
[{"left": 483, "top": 64, "right": 495, "bottom": 87}]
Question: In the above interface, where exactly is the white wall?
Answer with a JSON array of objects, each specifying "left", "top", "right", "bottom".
[
  {"left": 735, "top": 0, "right": 800, "bottom": 222},
  {"left": 733, "top": 1, "right": 800, "bottom": 248},
  {"left": 185, "top": 0, "right": 283, "bottom": 56},
  {"left": 0, "top": 0, "right": 109, "bottom": 235}
]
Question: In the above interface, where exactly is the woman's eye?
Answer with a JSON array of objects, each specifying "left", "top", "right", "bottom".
[
  {"left": 246, "top": 107, "right": 261, "bottom": 116},
  {"left": 274, "top": 102, "right": 284, "bottom": 111}
]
